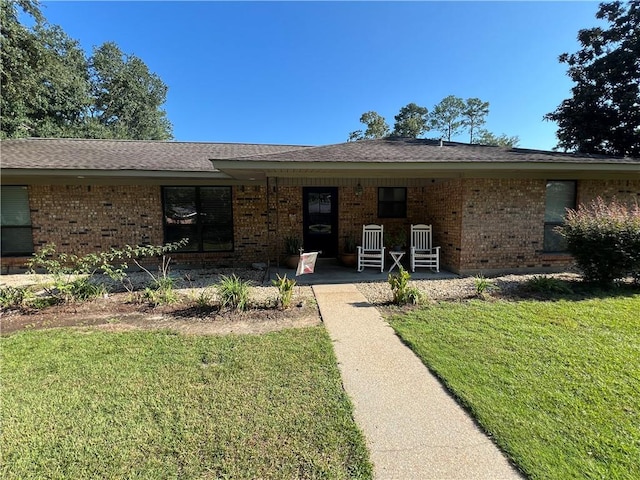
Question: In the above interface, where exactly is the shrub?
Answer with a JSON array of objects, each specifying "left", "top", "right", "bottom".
[
  {"left": 0, "top": 286, "right": 31, "bottom": 310},
  {"left": 216, "top": 274, "right": 251, "bottom": 311},
  {"left": 25, "top": 240, "right": 188, "bottom": 303},
  {"left": 388, "top": 268, "right": 425, "bottom": 305},
  {"left": 272, "top": 274, "right": 296, "bottom": 309},
  {"left": 559, "top": 198, "right": 640, "bottom": 286}
]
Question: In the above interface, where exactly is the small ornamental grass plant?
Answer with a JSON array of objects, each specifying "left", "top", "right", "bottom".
[
  {"left": 523, "top": 275, "right": 573, "bottom": 295},
  {"left": 272, "top": 274, "right": 296, "bottom": 309},
  {"left": 473, "top": 274, "right": 500, "bottom": 299},
  {"left": 559, "top": 197, "right": 640, "bottom": 286},
  {"left": 216, "top": 274, "right": 251, "bottom": 311}
]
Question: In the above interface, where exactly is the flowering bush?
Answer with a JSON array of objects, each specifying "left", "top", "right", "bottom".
[{"left": 559, "top": 197, "right": 640, "bottom": 285}]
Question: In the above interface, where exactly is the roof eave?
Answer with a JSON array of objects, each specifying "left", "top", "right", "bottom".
[{"left": 213, "top": 160, "right": 640, "bottom": 179}]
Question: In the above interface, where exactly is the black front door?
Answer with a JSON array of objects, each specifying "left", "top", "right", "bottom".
[{"left": 303, "top": 187, "right": 338, "bottom": 257}]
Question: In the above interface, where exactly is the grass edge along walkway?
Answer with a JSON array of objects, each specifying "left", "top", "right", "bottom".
[
  {"left": 389, "top": 295, "right": 640, "bottom": 480},
  {"left": 1, "top": 326, "right": 372, "bottom": 479}
]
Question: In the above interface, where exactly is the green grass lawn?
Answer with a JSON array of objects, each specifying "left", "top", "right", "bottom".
[
  {"left": 1, "top": 327, "right": 372, "bottom": 479},
  {"left": 389, "top": 294, "right": 640, "bottom": 480}
]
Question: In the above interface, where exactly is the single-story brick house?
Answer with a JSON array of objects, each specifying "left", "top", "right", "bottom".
[{"left": 1, "top": 137, "right": 639, "bottom": 275}]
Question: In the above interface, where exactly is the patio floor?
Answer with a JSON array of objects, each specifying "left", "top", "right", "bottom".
[{"left": 265, "top": 257, "right": 458, "bottom": 286}]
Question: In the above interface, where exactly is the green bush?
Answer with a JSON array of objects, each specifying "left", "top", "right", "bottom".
[
  {"left": 0, "top": 286, "right": 31, "bottom": 310},
  {"left": 559, "top": 198, "right": 640, "bottom": 286},
  {"left": 388, "top": 268, "right": 424, "bottom": 305},
  {"left": 216, "top": 274, "right": 251, "bottom": 311},
  {"left": 25, "top": 241, "right": 188, "bottom": 304}
]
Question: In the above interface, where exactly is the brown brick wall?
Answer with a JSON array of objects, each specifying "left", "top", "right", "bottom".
[
  {"left": 30, "top": 184, "right": 164, "bottom": 254},
  {"left": 578, "top": 179, "right": 640, "bottom": 206},
  {"left": 232, "top": 184, "right": 269, "bottom": 263},
  {"left": 3, "top": 178, "right": 639, "bottom": 274},
  {"left": 423, "top": 179, "right": 463, "bottom": 272},
  {"left": 459, "top": 179, "right": 546, "bottom": 274},
  {"left": 336, "top": 185, "right": 437, "bottom": 254},
  {"left": 2, "top": 184, "right": 275, "bottom": 272},
  {"left": 272, "top": 185, "right": 304, "bottom": 261},
  {"left": 456, "top": 178, "right": 640, "bottom": 275}
]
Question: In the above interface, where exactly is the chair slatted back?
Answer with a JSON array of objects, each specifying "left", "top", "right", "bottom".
[
  {"left": 411, "top": 224, "right": 433, "bottom": 251},
  {"left": 362, "top": 224, "right": 384, "bottom": 250}
]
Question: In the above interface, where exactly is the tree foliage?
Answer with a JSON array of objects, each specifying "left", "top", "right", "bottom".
[
  {"left": 348, "top": 111, "right": 390, "bottom": 141},
  {"left": 1, "top": 0, "right": 89, "bottom": 138},
  {"left": 0, "top": 0, "right": 172, "bottom": 140},
  {"left": 392, "top": 102, "right": 429, "bottom": 138},
  {"left": 88, "top": 42, "right": 172, "bottom": 140},
  {"left": 473, "top": 129, "right": 520, "bottom": 147},
  {"left": 462, "top": 97, "right": 490, "bottom": 144},
  {"left": 545, "top": 1, "right": 640, "bottom": 156},
  {"left": 348, "top": 96, "right": 512, "bottom": 145},
  {"left": 429, "top": 95, "right": 465, "bottom": 141}
]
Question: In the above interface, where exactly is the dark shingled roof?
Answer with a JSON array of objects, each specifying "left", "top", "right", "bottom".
[
  {"left": 1, "top": 138, "right": 638, "bottom": 174},
  {"left": 0, "top": 138, "right": 311, "bottom": 171},
  {"left": 234, "top": 138, "right": 640, "bottom": 164}
]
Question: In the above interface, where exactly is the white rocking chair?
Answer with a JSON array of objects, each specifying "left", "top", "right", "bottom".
[
  {"left": 410, "top": 224, "right": 440, "bottom": 272},
  {"left": 357, "top": 224, "right": 385, "bottom": 272}
]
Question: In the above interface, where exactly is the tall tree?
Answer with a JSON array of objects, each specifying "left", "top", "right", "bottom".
[
  {"left": 429, "top": 95, "right": 465, "bottom": 141},
  {"left": 1, "top": 0, "right": 91, "bottom": 138},
  {"left": 392, "top": 102, "right": 429, "bottom": 138},
  {"left": 88, "top": 42, "right": 172, "bottom": 140},
  {"left": 1, "top": 1, "right": 172, "bottom": 140},
  {"left": 473, "top": 129, "right": 520, "bottom": 148},
  {"left": 545, "top": 1, "right": 640, "bottom": 156},
  {"left": 348, "top": 111, "right": 390, "bottom": 141},
  {"left": 29, "top": 23, "right": 92, "bottom": 137},
  {"left": 1, "top": 0, "right": 89, "bottom": 138},
  {"left": 463, "top": 98, "right": 490, "bottom": 144}
]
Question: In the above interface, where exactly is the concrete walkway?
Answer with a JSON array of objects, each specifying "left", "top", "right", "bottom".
[{"left": 313, "top": 283, "right": 523, "bottom": 480}]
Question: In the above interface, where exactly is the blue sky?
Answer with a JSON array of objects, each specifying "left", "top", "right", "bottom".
[{"left": 39, "top": 1, "right": 602, "bottom": 150}]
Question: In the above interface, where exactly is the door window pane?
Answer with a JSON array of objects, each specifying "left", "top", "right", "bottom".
[{"left": 307, "top": 192, "right": 332, "bottom": 234}]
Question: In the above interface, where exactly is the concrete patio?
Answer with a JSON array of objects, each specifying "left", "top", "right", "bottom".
[{"left": 265, "top": 257, "right": 459, "bottom": 285}]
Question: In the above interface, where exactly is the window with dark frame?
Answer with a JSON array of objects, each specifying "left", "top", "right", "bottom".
[
  {"left": 162, "top": 186, "right": 233, "bottom": 252},
  {"left": 0, "top": 186, "right": 34, "bottom": 256},
  {"left": 378, "top": 187, "right": 407, "bottom": 218},
  {"left": 543, "top": 180, "right": 576, "bottom": 253}
]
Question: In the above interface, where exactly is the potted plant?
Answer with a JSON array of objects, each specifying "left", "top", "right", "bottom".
[
  {"left": 284, "top": 236, "right": 302, "bottom": 269},
  {"left": 386, "top": 228, "right": 407, "bottom": 251},
  {"left": 339, "top": 234, "right": 357, "bottom": 267}
]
